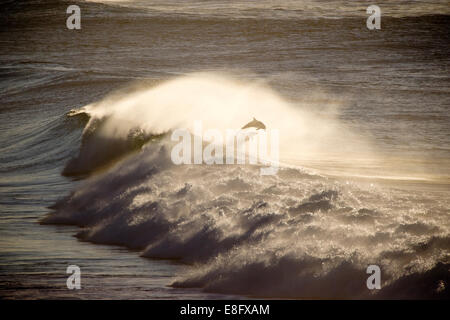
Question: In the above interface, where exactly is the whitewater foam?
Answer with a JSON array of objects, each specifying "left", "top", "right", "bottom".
[{"left": 44, "top": 139, "right": 450, "bottom": 298}]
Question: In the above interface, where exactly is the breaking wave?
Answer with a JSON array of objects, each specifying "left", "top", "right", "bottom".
[
  {"left": 61, "top": 73, "right": 374, "bottom": 176},
  {"left": 44, "top": 73, "right": 450, "bottom": 299}
]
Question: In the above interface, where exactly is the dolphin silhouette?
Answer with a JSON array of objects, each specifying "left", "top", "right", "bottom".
[{"left": 241, "top": 117, "right": 266, "bottom": 130}]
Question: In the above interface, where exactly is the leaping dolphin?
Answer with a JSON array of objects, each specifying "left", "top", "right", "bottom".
[{"left": 241, "top": 117, "right": 266, "bottom": 130}]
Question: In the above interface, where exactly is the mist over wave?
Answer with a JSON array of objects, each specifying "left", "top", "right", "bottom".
[
  {"left": 62, "top": 73, "right": 374, "bottom": 176},
  {"left": 43, "top": 74, "right": 450, "bottom": 299}
]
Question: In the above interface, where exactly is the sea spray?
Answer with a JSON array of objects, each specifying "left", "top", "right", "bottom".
[{"left": 62, "top": 73, "right": 375, "bottom": 177}]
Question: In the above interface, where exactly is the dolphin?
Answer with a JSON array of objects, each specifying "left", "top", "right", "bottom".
[{"left": 241, "top": 117, "right": 266, "bottom": 130}]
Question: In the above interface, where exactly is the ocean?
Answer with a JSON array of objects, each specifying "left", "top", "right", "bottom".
[{"left": 0, "top": 0, "right": 449, "bottom": 299}]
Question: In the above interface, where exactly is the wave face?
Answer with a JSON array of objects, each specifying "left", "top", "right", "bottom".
[{"left": 43, "top": 74, "right": 450, "bottom": 299}]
